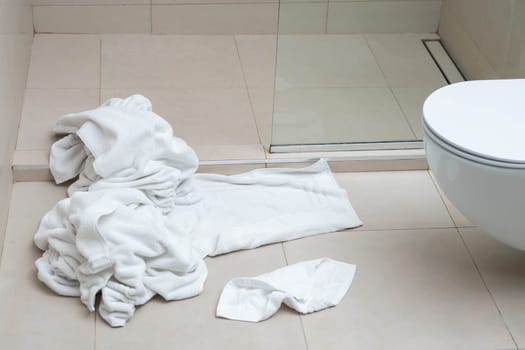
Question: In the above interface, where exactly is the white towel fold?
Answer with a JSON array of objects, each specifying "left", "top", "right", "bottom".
[
  {"left": 34, "top": 95, "right": 362, "bottom": 327},
  {"left": 50, "top": 95, "right": 200, "bottom": 213},
  {"left": 216, "top": 258, "right": 356, "bottom": 322}
]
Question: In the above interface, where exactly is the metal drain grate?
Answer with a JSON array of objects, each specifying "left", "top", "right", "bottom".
[{"left": 422, "top": 39, "right": 466, "bottom": 84}]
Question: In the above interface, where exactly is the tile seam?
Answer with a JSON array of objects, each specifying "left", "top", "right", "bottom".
[
  {"left": 456, "top": 228, "right": 520, "bottom": 350},
  {"left": 233, "top": 35, "right": 266, "bottom": 146},
  {"left": 281, "top": 243, "right": 311, "bottom": 350},
  {"left": 362, "top": 34, "right": 419, "bottom": 140}
]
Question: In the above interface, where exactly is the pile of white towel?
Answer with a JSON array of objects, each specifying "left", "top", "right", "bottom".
[{"left": 34, "top": 95, "right": 362, "bottom": 327}]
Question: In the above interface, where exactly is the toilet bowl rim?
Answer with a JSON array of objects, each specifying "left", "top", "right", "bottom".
[{"left": 423, "top": 122, "right": 525, "bottom": 170}]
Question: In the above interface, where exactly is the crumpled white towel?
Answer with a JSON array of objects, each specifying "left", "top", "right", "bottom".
[
  {"left": 34, "top": 188, "right": 207, "bottom": 327},
  {"left": 216, "top": 258, "right": 356, "bottom": 322},
  {"left": 50, "top": 95, "right": 200, "bottom": 213},
  {"left": 34, "top": 95, "right": 362, "bottom": 327}
]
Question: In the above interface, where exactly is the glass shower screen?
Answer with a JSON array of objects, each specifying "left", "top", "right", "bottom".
[{"left": 270, "top": 1, "right": 451, "bottom": 152}]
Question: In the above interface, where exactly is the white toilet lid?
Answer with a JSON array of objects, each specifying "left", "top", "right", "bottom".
[{"left": 423, "top": 79, "right": 525, "bottom": 164}]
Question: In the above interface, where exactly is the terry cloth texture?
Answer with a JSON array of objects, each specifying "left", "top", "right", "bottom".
[{"left": 216, "top": 258, "right": 356, "bottom": 322}]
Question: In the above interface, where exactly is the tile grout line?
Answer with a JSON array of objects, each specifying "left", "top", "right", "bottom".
[
  {"left": 0, "top": 187, "right": 14, "bottom": 269},
  {"left": 0, "top": 27, "right": 35, "bottom": 264},
  {"left": 281, "top": 243, "right": 311, "bottom": 350},
  {"left": 356, "top": 225, "right": 458, "bottom": 233},
  {"left": 298, "top": 312, "right": 312, "bottom": 350},
  {"left": 389, "top": 88, "right": 419, "bottom": 140},
  {"left": 361, "top": 34, "right": 419, "bottom": 140},
  {"left": 150, "top": 0, "right": 153, "bottom": 34},
  {"left": 456, "top": 228, "right": 520, "bottom": 350},
  {"left": 427, "top": 170, "right": 463, "bottom": 228},
  {"left": 324, "top": 1, "right": 329, "bottom": 34},
  {"left": 93, "top": 310, "right": 97, "bottom": 350},
  {"left": 281, "top": 243, "right": 288, "bottom": 265},
  {"left": 429, "top": 165, "right": 519, "bottom": 348},
  {"left": 98, "top": 38, "right": 102, "bottom": 104},
  {"left": 232, "top": 35, "right": 265, "bottom": 147}
]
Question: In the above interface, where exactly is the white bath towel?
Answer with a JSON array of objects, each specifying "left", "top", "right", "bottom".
[
  {"left": 216, "top": 258, "right": 356, "bottom": 322},
  {"left": 34, "top": 95, "right": 362, "bottom": 327},
  {"left": 35, "top": 188, "right": 207, "bottom": 327},
  {"left": 182, "top": 161, "right": 359, "bottom": 257},
  {"left": 50, "top": 95, "right": 200, "bottom": 213}
]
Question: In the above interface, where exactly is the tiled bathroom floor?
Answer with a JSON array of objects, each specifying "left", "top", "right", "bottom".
[
  {"left": 16, "top": 32, "right": 446, "bottom": 162},
  {"left": 1, "top": 171, "right": 525, "bottom": 349}
]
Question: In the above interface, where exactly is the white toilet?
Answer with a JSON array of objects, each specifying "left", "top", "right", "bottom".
[{"left": 423, "top": 79, "right": 525, "bottom": 250}]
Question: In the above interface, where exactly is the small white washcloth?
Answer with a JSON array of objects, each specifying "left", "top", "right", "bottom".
[{"left": 216, "top": 258, "right": 356, "bottom": 322}]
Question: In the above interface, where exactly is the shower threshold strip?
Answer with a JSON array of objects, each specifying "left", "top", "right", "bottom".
[
  {"left": 269, "top": 39, "right": 465, "bottom": 154},
  {"left": 270, "top": 141, "right": 424, "bottom": 154},
  {"left": 12, "top": 148, "right": 427, "bottom": 181}
]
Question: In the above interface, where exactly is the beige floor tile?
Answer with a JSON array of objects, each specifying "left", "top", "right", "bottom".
[
  {"left": 247, "top": 87, "right": 274, "bottom": 146},
  {"left": 428, "top": 170, "right": 474, "bottom": 228},
  {"left": 392, "top": 86, "right": 441, "bottom": 139},
  {"left": 101, "top": 88, "right": 260, "bottom": 147},
  {"left": 194, "top": 144, "right": 266, "bottom": 161},
  {"left": 235, "top": 34, "right": 277, "bottom": 88},
  {"left": 0, "top": 182, "right": 94, "bottom": 350},
  {"left": 335, "top": 171, "right": 454, "bottom": 230},
  {"left": 365, "top": 33, "right": 447, "bottom": 88},
  {"left": 275, "top": 34, "right": 387, "bottom": 88},
  {"left": 272, "top": 87, "right": 416, "bottom": 145},
  {"left": 95, "top": 244, "right": 308, "bottom": 350},
  {"left": 283, "top": 229, "right": 516, "bottom": 350},
  {"left": 443, "top": 198, "right": 474, "bottom": 227},
  {"left": 17, "top": 89, "right": 100, "bottom": 150},
  {"left": 27, "top": 34, "right": 100, "bottom": 89},
  {"left": 101, "top": 35, "right": 245, "bottom": 89},
  {"left": 0, "top": 182, "right": 66, "bottom": 267},
  {"left": 461, "top": 227, "right": 525, "bottom": 348}
]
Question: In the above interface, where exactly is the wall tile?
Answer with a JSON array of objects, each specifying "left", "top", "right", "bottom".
[
  {"left": 0, "top": 0, "right": 33, "bottom": 34},
  {"left": 31, "top": 0, "right": 445, "bottom": 35},
  {"left": 152, "top": 4, "right": 278, "bottom": 34},
  {"left": 33, "top": 0, "right": 148, "bottom": 4},
  {"left": 278, "top": 3, "right": 327, "bottom": 34},
  {"left": 473, "top": 53, "right": 500, "bottom": 80},
  {"left": 440, "top": 0, "right": 489, "bottom": 47},
  {"left": 154, "top": 0, "right": 276, "bottom": 4},
  {"left": 504, "top": 0, "right": 525, "bottom": 77},
  {"left": 439, "top": 0, "right": 524, "bottom": 79},
  {"left": 33, "top": 5, "right": 151, "bottom": 34},
  {"left": 477, "top": 0, "right": 514, "bottom": 75},
  {"left": 438, "top": 5, "right": 480, "bottom": 79},
  {"left": 327, "top": 1, "right": 441, "bottom": 34},
  {"left": 0, "top": 0, "right": 33, "bottom": 255}
]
